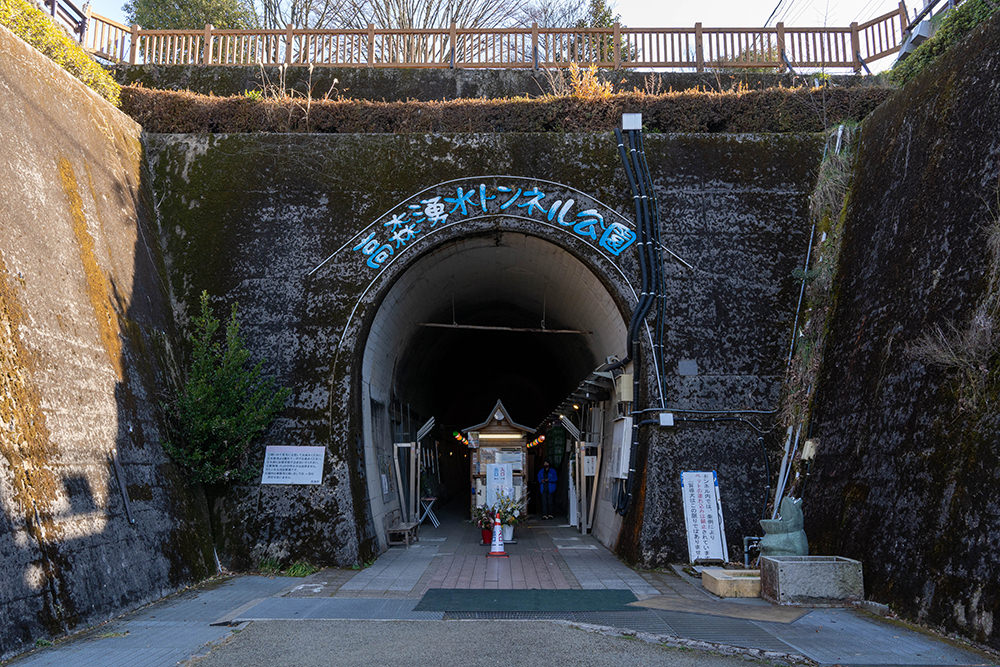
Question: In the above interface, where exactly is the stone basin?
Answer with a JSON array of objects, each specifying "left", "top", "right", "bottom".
[
  {"left": 701, "top": 568, "right": 761, "bottom": 598},
  {"left": 760, "top": 555, "right": 863, "bottom": 606}
]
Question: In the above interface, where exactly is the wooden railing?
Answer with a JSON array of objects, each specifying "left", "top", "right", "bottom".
[{"left": 83, "top": 3, "right": 908, "bottom": 71}]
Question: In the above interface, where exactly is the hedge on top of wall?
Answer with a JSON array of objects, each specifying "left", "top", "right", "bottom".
[{"left": 121, "top": 83, "right": 892, "bottom": 134}]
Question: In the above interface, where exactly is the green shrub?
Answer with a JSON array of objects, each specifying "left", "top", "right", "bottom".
[
  {"left": 283, "top": 561, "right": 319, "bottom": 577},
  {"left": 890, "top": 0, "right": 1000, "bottom": 86},
  {"left": 162, "top": 291, "right": 290, "bottom": 486},
  {"left": 0, "top": 0, "right": 121, "bottom": 105}
]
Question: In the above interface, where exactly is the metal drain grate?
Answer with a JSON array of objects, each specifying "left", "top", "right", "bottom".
[
  {"left": 444, "top": 611, "right": 571, "bottom": 620},
  {"left": 654, "top": 610, "right": 797, "bottom": 653}
]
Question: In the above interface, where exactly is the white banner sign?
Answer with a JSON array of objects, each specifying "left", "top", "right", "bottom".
[
  {"left": 681, "top": 471, "right": 728, "bottom": 562},
  {"left": 261, "top": 446, "right": 325, "bottom": 485},
  {"left": 485, "top": 463, "right": 513, "bottom": 507}
]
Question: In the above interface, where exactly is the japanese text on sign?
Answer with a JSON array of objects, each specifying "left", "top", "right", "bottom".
[
  {"left": 261, "top": 446, "right": 325, "bottom": 485},
  {"left": 680, "top": 471, "right": 728, "bottom": 562},
  {"left": 352, "top": 181, "right": 637, "bottom": 270}
]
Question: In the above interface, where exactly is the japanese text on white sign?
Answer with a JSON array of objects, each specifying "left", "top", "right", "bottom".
[
  {"left": 680, "top": 471, "right": 728, "bottom": 562},
  {"left": 261, "top": 446, "right": 325, "bottom": 485}
]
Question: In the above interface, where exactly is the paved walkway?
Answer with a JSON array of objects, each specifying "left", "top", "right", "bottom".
[{"left": 10, "top": 513, "right": 999, "bottom": 666}]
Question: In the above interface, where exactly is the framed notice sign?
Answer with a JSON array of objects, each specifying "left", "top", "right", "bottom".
[
  {"left": 261, "top": 446, "right": 325, "bottom": 485},
  {"left": 485, "top": 463, "right": 513, "bottom": 507},
  {"left": 680, "top": 471, "right": 728, "bottom": 563}
]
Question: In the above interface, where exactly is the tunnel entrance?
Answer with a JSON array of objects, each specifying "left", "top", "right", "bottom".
[{"left": 359, "top": 231, "right": 628, "bottom": 545}]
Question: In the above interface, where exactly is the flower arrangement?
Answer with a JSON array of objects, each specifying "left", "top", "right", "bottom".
[
  {"left": 471, "top": 503, "right": 495, "bottom": 530},
  {"left": 493, "top": 490, "right": 527, "bottom": 527}
]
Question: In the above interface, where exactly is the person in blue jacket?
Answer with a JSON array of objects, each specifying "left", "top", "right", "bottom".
[{"left": 537, "top": 460, "right": 557, "bottom": 519}]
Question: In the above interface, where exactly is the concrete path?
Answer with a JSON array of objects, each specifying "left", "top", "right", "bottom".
[{"left": 10, "top": 514, "right": 998, "bottom": 666}]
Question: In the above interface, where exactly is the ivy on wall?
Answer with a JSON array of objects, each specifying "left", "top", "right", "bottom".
[{"left": 0, "top": 0, "right": 120, "bottom": 104}]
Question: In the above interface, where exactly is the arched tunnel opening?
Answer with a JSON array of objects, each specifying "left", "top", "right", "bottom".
[{"left": 360, "top": 231, "right": 628, "bottom": 532}]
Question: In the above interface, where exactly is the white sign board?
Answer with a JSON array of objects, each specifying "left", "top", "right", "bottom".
[
  {"left": 261, "top": 446, "right": 325, "bottom": 485},
  {"left": 583, "top": 455, "right": 597, "bottom": 476},
  {"left": 496, "top": 451, "right": 523, "bottom": 469},
  {"left": 485, "top": 463, "right": 513, "bottom": 507},
  {"left": 681, "top": 471, "right": 728, "bottom": 562}
]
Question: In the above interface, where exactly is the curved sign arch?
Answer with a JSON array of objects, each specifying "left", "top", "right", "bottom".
[{"left": 309, "top": 175, "right": 642, "bottom": 278}]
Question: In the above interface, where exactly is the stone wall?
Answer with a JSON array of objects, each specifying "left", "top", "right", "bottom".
[
  {"left": 144, "top": 130, "right": 822, "bottom": 567},
  {"left": 808, "top": 14, "right": 1000, "bottom": 648},
  {"left": 0, "top": 26, "right": 214, "bottom": 658}
]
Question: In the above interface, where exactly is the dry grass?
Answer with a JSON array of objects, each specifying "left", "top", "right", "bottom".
[
  {"left": 907, "top": 179, "right": 1000, "bottom": 410},
  {"left": 779, "top": 124, "right": 860, "bottom": 427}
]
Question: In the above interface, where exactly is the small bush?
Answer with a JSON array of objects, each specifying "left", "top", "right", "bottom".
[
  {"left": 890, "top": 0, "right": 1000, "bottom": 86},
  {"left": 258, "top": 556, "right": 281, "bottom": 575},
  {"left": 0, "top": 0, "right": 121, "bottom": 105},
  {"left": 162, "top": 291, "right": 290, "bottom": 486},
  {"left": 283, "top": 561, "right": 319, "bottom": 577}
]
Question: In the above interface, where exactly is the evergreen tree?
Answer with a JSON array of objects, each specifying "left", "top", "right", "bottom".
[
  {"left": 124, "top": 0, "right": 255, "bottom": 29},
  {"left": 163, "top": 291, "right": 290, "bottom": 485}
]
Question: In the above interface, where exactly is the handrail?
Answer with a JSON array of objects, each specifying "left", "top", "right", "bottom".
[{"left": 84, "top": 4, "right": 908, "bottom": 72}]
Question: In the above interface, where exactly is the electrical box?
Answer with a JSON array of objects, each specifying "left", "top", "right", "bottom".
[
  {"left": 615, "top": 373, "right": 633, "bottom": 402},
  {"left": 609, "top": 416, "right": 633, "bottom": 479}
]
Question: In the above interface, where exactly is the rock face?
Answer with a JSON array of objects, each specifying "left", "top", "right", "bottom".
[
  {"left": 144, "top": 131, "right": 822, "bottom": 567},
  {"left": 807, "top": 14, "right": 1000, "bottom": 649},
  {"left": 0, "top": 26, "right": 214, "bottom": 659}
]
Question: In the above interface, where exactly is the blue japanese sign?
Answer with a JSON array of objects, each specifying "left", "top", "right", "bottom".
[{"left": 349, "top": 179, "right": 637, "bottom": 271}]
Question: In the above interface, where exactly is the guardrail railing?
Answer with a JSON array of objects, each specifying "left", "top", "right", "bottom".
[{"left": 81, "top": 3, "right": 908, "bottom": 71}]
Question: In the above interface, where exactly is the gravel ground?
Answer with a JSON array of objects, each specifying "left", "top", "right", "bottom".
[{"left": 186, "top": 619, "right": 804, "bottom": 667}]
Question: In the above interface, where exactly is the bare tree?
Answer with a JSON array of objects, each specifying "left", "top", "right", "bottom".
[{"left": 254, "top": 0, "right": 360, "bottom": 28}]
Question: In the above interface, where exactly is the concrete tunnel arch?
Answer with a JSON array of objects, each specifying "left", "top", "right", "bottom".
[{"left": 355, "top": 229, "right": 632, "bottom": 544}]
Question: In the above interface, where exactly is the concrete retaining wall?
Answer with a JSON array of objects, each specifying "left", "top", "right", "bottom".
[
  {"left": 808, "top": 13, "right": 1000, "bottom": 649},
  {"left": 0, "top": 26, "right": 215, "bottom": 658}
]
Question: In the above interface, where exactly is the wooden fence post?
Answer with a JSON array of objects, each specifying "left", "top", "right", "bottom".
[
  {"left": 202, "top": 24, "right": 213, "bottom": 64},
  {"left": 285, "top": 23, "right": 294, "bottom": 64},
  {"left": 776, "top": 22, "right": 786, "bottom": 72},
  {"left": 531, "top": 22, "right": 539, "bottom": 70},
  {"left": 449, "top": 21, "right": 457, "bottom": 68},
  {"left": 850, "top": 21, "right": 861, "bottom": 72},
  {"left": 367, "top": 23, "right": 375, "bottom": 66},
  {"left": 129, "top": 24, "right": 138, "bottom": 64},
  {"left": 898, "top": 0, "right": 909, "bottom": 29},
  {"left": 694, "top": 22, "right": 704, "bottom": 72},
  {"left": 613, "top": 22, "right": 620, "bottom": 69},
  {"left": 80, "top": 4, "right": 91, "bottom": 46}
]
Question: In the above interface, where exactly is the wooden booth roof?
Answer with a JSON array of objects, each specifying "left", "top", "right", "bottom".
[{"left": 462, "top": 399, "right": 534, "bottom": 435}]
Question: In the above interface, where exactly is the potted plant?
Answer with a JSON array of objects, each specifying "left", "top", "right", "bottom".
[
  {"left": 494, "top": 491, "right": 527, "bottom": 541},
  {"left": 472, "top": 503, "right": 495, "bottom": 544}
]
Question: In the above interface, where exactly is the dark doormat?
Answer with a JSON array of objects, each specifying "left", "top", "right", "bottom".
[{"left": 414, "top": 588, "right": 639, "bottom": 612}]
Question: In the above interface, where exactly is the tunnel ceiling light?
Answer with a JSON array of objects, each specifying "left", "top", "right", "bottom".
[{"left": 418, "top": 322, "right": 590, "bottom": 335}]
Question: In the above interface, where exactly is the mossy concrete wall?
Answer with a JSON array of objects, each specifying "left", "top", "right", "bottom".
[
  {"left": 144, "top": 130, "right": 822, "bottom": 567},
  {"left": 808, "top": 14, "right": 1000, "bottom": 648},
  {"left": 0, "top": 26, "right": 214, "bottom": 658},
  {"left": 114, "top": 64, "right": 870, "bottom": 99}
]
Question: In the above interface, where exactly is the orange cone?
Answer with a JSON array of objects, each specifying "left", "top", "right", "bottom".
[{"left": 486, "top": 510, "right": 508, "bottom": 558}]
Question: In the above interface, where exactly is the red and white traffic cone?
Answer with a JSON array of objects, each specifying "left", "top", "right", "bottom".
[{"left": 486, "top": 510, "right": 508, "bottom": 558}]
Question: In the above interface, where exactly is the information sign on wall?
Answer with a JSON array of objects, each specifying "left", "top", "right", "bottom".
[
  {"left": 485, "top": 463, "right": 513, "bottom": 507},
  {"left": 261, "top": 446, "right": 325, "bottom": 485},
  {"left": 680, "top": 471, "right": 728, "bottom": 562}
]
